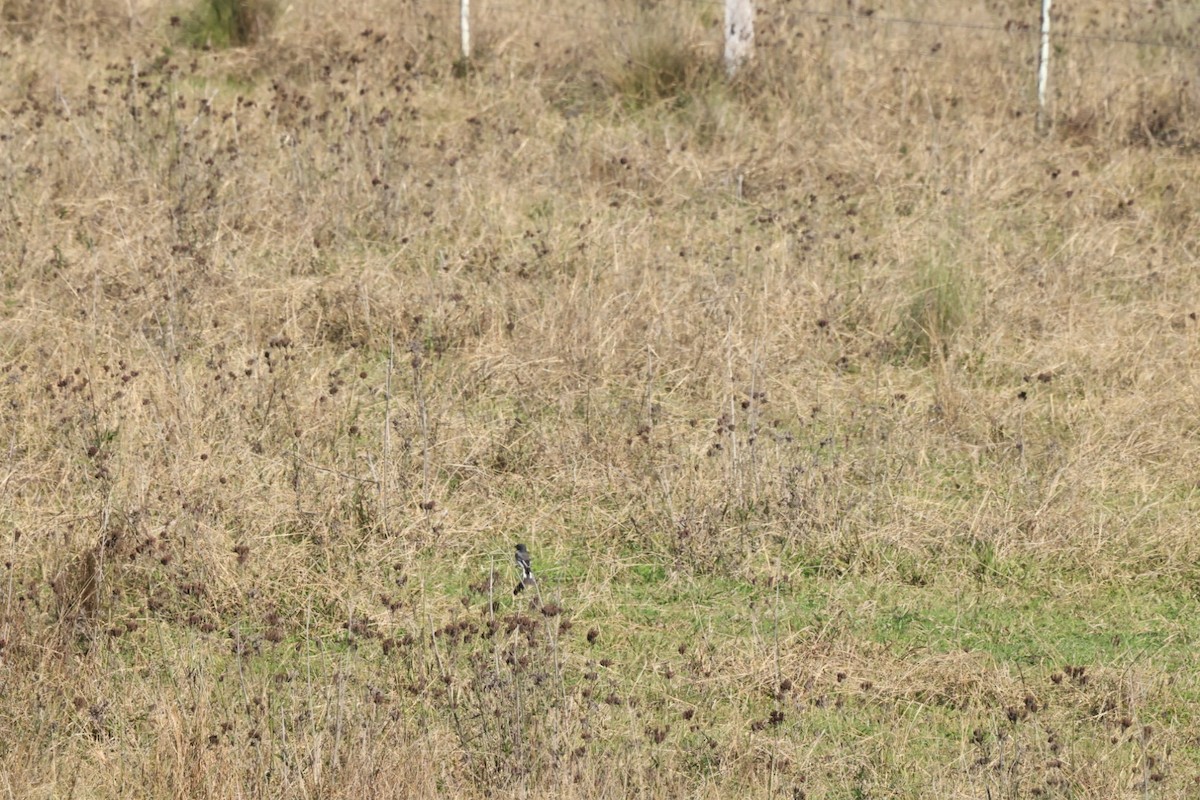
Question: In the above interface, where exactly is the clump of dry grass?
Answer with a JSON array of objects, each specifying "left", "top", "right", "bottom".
[
  {"left": 2, "top": 0, "right": 1200, "bottom": 797},
  {"left": 0, "top": 0, "right": 124, "bottom": 38}
]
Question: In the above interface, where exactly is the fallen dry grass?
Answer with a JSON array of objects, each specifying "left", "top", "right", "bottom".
[{"left": 3, "top": 0, "right": 1200, "bottom": 797}]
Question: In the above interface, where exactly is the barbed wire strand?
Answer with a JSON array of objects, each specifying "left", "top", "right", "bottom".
[
  {"left": 465, "top": 0, "right": 1200, "bottom": 53},
  {"left": 781, "top": 6, "right": 1200, "bottom": 52},
  {"left": 9, "top": 0, "right": 1181, "bottom": 56}
]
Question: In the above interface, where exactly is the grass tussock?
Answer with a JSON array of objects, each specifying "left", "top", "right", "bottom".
[
  {"left": 895, "top": 250, "right": 978, "bottom": 363},
  {"left": 3, "top": 0, "right": 1200, "bottom": 797},
  {"left": 605, "top": 6, "right": 723, "bottom": 110},
  {"left": 180, "top": 0, "right": 278, "bottom": 48}
]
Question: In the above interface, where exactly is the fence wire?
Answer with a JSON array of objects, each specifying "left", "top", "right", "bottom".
[{"left": 443, "top": 0, "right": 1200, "bottom": 54}]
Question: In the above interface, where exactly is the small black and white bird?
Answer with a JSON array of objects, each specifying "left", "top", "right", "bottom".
[{"left": 513, "top": 543, "right": 535, "bottom": 595}]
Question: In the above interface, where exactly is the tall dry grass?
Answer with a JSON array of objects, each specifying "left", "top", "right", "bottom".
[{"left": 2, "top": 0, "right": 1200, "bottom": 796}]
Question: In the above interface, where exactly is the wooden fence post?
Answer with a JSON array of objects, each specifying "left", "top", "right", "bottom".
[
  {"left": 724, "top": 0, "right": 754, "bottom": 77},
  {"left": 1036, "top": 0, "right": 1052, "bottom": 133},
  {"left": 460, "top": 0, "right": 471, "bottom": 60}
]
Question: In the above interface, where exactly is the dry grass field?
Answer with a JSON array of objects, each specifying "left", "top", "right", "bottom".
[{"left": 3, "top": 0, "right": 1200, "bottom": 796}]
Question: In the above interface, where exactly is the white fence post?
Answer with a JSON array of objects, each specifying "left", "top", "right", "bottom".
[
  {"left": 724, "top": 0, "right": 754, "bottom": 77},
  {"left": 1036, "top": 0, "right": 1052, "bottom": 133},
  {"left": 460, "top": 0, "right": 471, "bottom": 60}
]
